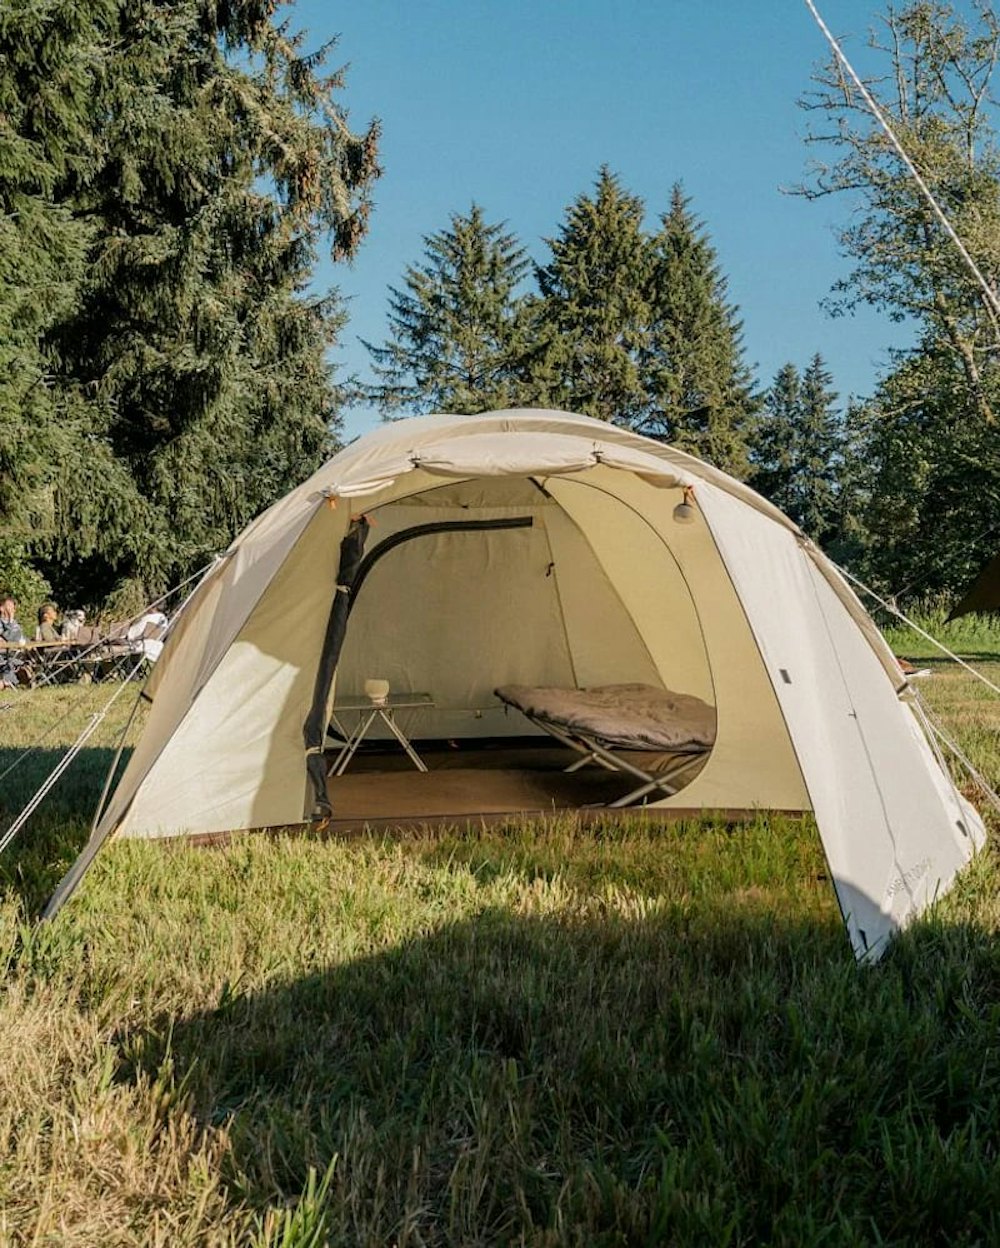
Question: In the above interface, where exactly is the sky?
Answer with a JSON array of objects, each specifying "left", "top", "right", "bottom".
[{"left": 293, "top": 0, "right": 913, "bottom": 441}]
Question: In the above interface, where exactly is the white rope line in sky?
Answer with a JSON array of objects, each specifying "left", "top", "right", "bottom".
[
  {"left": 836, "top": 561, "right": 1000, "bottom": 698},
  {"left": 803, "top": 0, "right": 1000, "bottom": 324}
]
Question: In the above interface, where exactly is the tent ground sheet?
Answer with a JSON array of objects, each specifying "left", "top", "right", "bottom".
[{"left": 322, "top": 740, "right": 711, "bottom": 825}]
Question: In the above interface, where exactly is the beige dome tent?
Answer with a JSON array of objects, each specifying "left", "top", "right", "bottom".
[{"left": 46, "top": 410, "right": 984, "bottom": 959}]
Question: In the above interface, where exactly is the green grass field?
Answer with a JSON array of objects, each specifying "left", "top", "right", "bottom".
[{"left": 1, "top": 627, "right": 999, "bottom": 1246}]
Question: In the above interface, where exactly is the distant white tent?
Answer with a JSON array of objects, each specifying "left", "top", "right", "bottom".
[{"left": 46, "top": 410, "right": 985, "bottom": 958}]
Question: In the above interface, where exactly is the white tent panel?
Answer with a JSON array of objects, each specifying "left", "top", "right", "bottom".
[
  {"left": 541, "top": 506, "right": 664, "bottom": 690},
  {"left": 337, "top": 506, "right": 576, "bottom": 740},
  {"left": 544, "top": 476, "right": 713, "bottom": 702},
  {"left": 700, "top": 483, "right": 984, "bottom": 958},
  {"left": 335, "top": 487, "right": 667, "bottom": 738}
]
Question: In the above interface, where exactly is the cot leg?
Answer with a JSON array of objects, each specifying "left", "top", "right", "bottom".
[
  {"left": 610, "top": 778, "right": 677, "bottom": 807},
  {"left": 565, "top": 751, "right": 617, "bottom": 773}
]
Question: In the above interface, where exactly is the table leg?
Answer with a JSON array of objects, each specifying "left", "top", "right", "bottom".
[
  {"left": 379, "top": 708, "right": 429, "bottom": 772},
  {"left": 331, "top": 707, "right": 379, "bottom": 776}
]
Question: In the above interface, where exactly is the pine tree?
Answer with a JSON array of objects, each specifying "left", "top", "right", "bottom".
[
  {"left": 752, "top": 363, "right": 802, "bottom": 518},
  {"left": 752, "top": 355, "right": 843, "bottom": 542},
  {"left": 795, "top": 354, "right": 842, "bottom": 541},
  {"left": 535, "top": 168, "right": 651, "bottom": 425},
  {"left": 638, "top": 185, "right": 757, "bottom": 477},
  {"left": 363, "top": 205, "right": 532, "bottom": 415},
  {"left": 2, "top": 0, "right": 380, "bottom": 607},
  {"left": 0, "top": 0, "right": 110, "bottom": 590}
]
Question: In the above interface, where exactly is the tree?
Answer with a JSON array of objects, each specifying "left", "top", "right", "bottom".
[
  {"left": 839, "top": 347, "right": 1000, "bottom": 596},
  {"left": 797, "top": 1, "right": 1000, "bottom": 595},
  {"left": 638, "top": 184, "right": 757, "bottom": 476},
  {"left": 799, "top": 1, "right": 1000, "bottom": 424},
  {"left": 752, "top": 363, "right": 802, "bottom": 518},
  {"left": 752, "top": 355, "right": 843, "bottom": 541},
  {"left": 796, "top": 354, "right": 843, "bottom": 540},
  {"left": 363, "top": 205, "right": 532, "bottom": 415},
  {"left": 0, "top": 0, "right": 111, "bottom": 594},
  {"left": 535, "top": 168, "right": 651, "bottom": 425},
  {"left": 2, "top": 0, "right": 379, "bottom": 608}
]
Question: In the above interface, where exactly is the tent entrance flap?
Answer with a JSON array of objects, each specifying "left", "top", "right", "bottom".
[{"left": 303, "top": 515, "right": 370, "bottom": 820}]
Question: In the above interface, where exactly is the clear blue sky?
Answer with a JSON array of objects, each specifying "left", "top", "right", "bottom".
[{"left": 293, "top": 0, "right": 909, "bottom": 441}]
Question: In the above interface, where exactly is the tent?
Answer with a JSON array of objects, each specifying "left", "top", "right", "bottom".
[
  {"left": 949, "top": 550, "right": 1000, "bottom": 620},
  {"left": 46, "top": 410, "right": 984, "bottom": 959}
]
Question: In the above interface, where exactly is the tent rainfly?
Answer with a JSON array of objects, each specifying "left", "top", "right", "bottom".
[{"left": 46, "top": 410, "right": 985, "bottom": 959}]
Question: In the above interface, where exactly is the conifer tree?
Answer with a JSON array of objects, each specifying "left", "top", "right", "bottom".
[
  {"left": 638, "top": 185, "right": 756, "bottom": 477},
  {"left": 535, "top": 168, "right": 651, "bottom": 425},
  {"left": 795, "top": 354, "right": 842, "bottom": 540},
  {"left": 752, "top": 355, "right": 842, "bottom": 542},
  {"left": 2, "top": 0, "right": 379, "bottom": 607},
  {"left": 0, "top": 0, "right": 109, "bottom": 590},
  {"left": 364, "top": 206, "right": 532, "bottom": 415},
  {"left": 752, "top": 363, "right": 802, "bottom": 518}
]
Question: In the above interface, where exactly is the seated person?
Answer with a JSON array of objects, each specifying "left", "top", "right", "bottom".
[
  {"left": 0, "top": 593, "right": 26, "bottom": 688},
  {"left": 35, "top": 602, "right": 61, "bottom": 642}
]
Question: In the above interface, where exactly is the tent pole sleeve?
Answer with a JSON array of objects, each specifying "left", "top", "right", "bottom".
[{"left": 303, "top": 516, "right": 371, "bottom": 820}]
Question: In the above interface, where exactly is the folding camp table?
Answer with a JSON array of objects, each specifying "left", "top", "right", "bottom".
[{"left": 328, "top": 692, "right": 435, "bottom": 776}]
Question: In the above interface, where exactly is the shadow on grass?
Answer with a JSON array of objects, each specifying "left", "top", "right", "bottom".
[
  {"left": 0, "top": 745, "right": 126, "bottom": 912},
  {"left": 116, "top": 904, "right": 1000, "bottom": 1246}
]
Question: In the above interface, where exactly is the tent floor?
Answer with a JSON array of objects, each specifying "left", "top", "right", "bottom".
[{"left": 322, "top": 737, "right": 706, "bottom": 830}]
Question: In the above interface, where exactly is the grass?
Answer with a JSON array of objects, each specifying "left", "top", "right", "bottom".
[
  {"left": 880, "top": 602, "right": 1000, "bottom": 663},
  {"left": 0, "top": 629, "right": 999, "bottom": 1246}
]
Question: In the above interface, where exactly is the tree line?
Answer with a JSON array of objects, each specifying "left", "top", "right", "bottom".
[
  {"left": 361, "top": 176, "right": 848, "bottom": 550},
  {"left": 1, "top": 0, "right": 378, "bottom": 610},
  {"left": 3, "top": 0, "right": 1000, "bottom": 611},
  {"left": 364, "top": 1, "right": 1000, "bottom": 603}
]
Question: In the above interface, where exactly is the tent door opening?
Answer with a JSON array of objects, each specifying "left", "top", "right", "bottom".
[{"left": 322, "top": 473, "right": 716, "bottom": 825}]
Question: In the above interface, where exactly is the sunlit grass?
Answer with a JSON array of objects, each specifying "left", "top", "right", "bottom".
[
  {"left": 881, "top": 603, "right": 1000, "bottom": 661},
  {"left": 0, "top": 639, "right": 999, "bottom": 1245}
]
